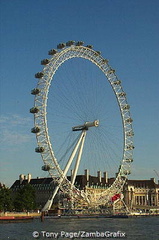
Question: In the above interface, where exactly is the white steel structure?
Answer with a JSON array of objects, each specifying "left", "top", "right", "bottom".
[{"left": 30, "top": 41, "right": 134, "bottom": 211}]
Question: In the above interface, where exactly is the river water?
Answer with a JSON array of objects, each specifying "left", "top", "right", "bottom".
[{"left": 0, "top": 216, "right": 159, "bottom": 240}]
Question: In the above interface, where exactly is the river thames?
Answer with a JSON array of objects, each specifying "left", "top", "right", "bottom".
[{"left": 0, "top": 216, "right": 159, "bottom": 240}]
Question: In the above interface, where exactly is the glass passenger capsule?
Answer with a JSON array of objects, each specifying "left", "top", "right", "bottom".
[
  {"left": 126, "top": 131, "right": 134, "bottom": 136},
  {"left": 118, "top": 92, "right": 126, "bottom": 97},
  {"left": 66, "top": 40, "right": 75, "bottom": 46},
  {"left": 125, "top": 118, "right": 133, "bottom": 123},
  {"left": 57, "top": 43, "right": 66, "bottom": 49},
  {"left": 35, "top": 72, "right": 44, "bottom": 78},
  {"left": 86, "top": 45, "right": 93, "bottom": 49},
  {"left": 35, "top": 146, "right": 45, "bottom": 153},
  {"left": 107, "top": 69, "right": 115, "bottom": 74},
  {"left": 95, "top": 51, "right": 101, "bottom": 55},
  {"left": 31, "top": 127, "right": 40, "bottom": 133},
  {"left": 101, "top": 59, "right": 108, "bottom": 64},
  {"left": 126, "top": 145, "right": 135, "bottom": 150},
  {"left": 123, "top": 170, "right": 131, "bottom": 175},
  {"left": 112, "top": 80, "right": 121, "bottom": 85},
  {"left": 123, "top": 158, "right": 133, "bottom": 163},
  {"left": 41, "top": 59, "right": 50, "bottom": 65},
  {"left": 42, "top": 165, "right": 51, "bottom": 171},
  {"left": 76, "top": 41, "right": 84, "bottom": 46},
  {"left": 48, "top": 49, "right": 58, "bottom": 55},
  {"left": 30, "top": 107, "right": 39, "bottom": 114},
  {"left": 122, "top": 104, "right": 130, "bottom": 110},
  {"left": 31, "top": 88, "right": 40, "bottom": 95}
]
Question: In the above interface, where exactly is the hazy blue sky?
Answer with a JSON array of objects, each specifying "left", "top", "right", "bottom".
[{"left": 0, "top": 0, "right": 159, "bottom": 187}]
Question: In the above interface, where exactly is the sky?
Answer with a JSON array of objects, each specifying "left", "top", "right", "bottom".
[{"left": 0, "top": 0, "right": 159, "bottom": 187}]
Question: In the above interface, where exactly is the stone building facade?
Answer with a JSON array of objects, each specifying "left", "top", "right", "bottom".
[
  {"left": 10, "top": 174, "right": 57, "bottom": 209},
  {"left": 124, "top": 178, "right": 159, "bottom": 212},
  {"left": 10, "top": 172, "right": 159, "bottom": 211}
]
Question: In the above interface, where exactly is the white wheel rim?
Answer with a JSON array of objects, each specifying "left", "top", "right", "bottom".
[{"left": 31, "top": 43, "right": 134, "bottom": 206}]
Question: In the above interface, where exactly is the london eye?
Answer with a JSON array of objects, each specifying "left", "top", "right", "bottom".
[{"left": 30, "top": 41, "right": 134, "bottom": 212}]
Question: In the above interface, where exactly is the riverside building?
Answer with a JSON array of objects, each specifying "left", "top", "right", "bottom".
[
  {"left": 10, "top": 171, "right": 159, "bottom": 212},
  {"left": 124, "top": 178, "right": 159, "bottom": 213}
]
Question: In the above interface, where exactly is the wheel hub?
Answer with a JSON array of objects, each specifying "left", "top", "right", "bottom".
[{"left": 72, "top": 120, "right": 99, "bottom": 131}]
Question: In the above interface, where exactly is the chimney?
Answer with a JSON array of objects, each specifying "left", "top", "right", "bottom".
[
  {"left": 103, "top": 172, "right": 108, "bottom": 183},
  {"left": 85, "top": 169, "right": 89, "bottom": 182},
  {"left": 28, "top": 173, "right": 31, "bottom": 183},
  {"left": 19, "top": 174, "right": 24, "bottom": 184},
  {"left": 97, "top": 171, "right": 102, "bottom": 183},
  {"left": 150, "top": 178, "right": 155, "bottom": 183}
]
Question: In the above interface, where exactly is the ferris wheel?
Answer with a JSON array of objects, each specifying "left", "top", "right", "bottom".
[{"left": 30, "top": 41, "right": 134, "bottom": 211}]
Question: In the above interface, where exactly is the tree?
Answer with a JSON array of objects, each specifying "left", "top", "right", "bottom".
[
  {"left": 0, "top": 184, "right": 13, "bottom": 211},
  {"left": 14, "top": 184, "right": 36, "bottom": 211}
]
